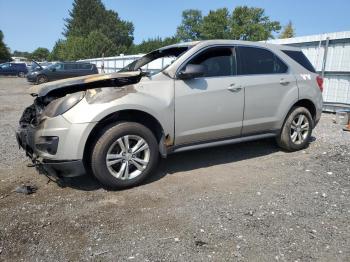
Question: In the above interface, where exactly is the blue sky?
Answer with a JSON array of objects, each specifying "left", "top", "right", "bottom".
[{"left": 0, "top": 0, "right": 349, "bottom": 52}]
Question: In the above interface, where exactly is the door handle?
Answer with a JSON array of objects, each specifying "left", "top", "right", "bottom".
[
  {"left": 279, "top": 79, "right": 290, "bottom": 86},
  {"left": 228, "top": 84, "right": 242, "bottom": 92}
]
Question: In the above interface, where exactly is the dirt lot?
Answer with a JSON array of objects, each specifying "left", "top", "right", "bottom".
[{"left": 0, "top": 77, "right": 349, "bottom": 261}]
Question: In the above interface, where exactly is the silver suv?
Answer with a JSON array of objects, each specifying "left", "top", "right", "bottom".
[{"left": 17, "top": 40, "right": 323, "bottom": 189}]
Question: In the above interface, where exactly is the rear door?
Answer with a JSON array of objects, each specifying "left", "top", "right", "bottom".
[
  {"left": 235, "top": 46, "right": 298, "bottom": 135},
  {"left": 63, "top": 63, "right": 79, "bottom": 78},
  {"left": 76, "top": 63, "right": 94, "bottom": 76},
  {"left": 174, "top": 46, "right": 244, "bottom": 145},
  {"left": 47, "top": 63, "right": 66, "bottom": 80}
]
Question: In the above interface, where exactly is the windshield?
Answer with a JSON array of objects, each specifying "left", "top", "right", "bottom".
[
  {"left": 30, "top": 62, "right": 42, "bottom": 71},
  {"left": 119, "top": 46, "right": 192, "bottom": 75}
]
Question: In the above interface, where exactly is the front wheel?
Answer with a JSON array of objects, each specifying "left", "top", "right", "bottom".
[
  {"left": 90, "top": 122, "right": 159, "bottom": 189},
  {"left": 37, "top": 75, "right": 48, "bottom": 84},
  {"left": 276, "top": 107, "right": 313, "bottom": 151}
]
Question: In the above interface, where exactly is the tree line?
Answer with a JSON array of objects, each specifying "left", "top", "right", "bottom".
[{"left": 0, "top": 0, "right": 295, "bottom": 62}]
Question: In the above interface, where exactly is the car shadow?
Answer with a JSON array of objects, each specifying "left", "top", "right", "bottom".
[
  {"left": 144, "top": 138, "right": 281, "bottom": 186},
  {"left": 61, "top": 138, "right": 287, "bottom": 191}
]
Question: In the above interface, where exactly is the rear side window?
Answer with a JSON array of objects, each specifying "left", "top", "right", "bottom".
[
  {"left": 282, "top": 50, "right": 316, "bottom": 73},
  {"left": 78, "top": 63, "right": 92, "bottom": 70},
  {"left": 64, "top": 63, "right": 78, "bottom": 70},
  {"left": 237, "top": 46, "right": 288, "bottom": 75},
  {"left": 189, "top": 47, "right": 236, "bottom": 77},
  {"left": 16, "top": 64, "right": 26, "bottom": 69}
]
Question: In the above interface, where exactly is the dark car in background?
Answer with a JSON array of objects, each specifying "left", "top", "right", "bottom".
[
  {"left": 0, "top": 63, "right": 28, "bottom": 77},
  {"left": 28, "top": 61, "right": 55, "bottom": 73},
  {"left": 27, "top": 62, "right": 98, "bottom": 84}
]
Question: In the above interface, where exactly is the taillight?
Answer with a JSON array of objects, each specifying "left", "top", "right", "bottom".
[{"left": 316, "top": 76, "right": 323, "bottom": 92}]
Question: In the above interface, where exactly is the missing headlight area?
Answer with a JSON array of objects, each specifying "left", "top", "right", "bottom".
[{"left": 20, "top": 71, "right": 143, "bottom": 127}]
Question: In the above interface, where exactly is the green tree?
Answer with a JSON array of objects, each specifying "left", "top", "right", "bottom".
[
  {"left": 231, "top": 6, "right": 281, "bottom": 41},
  {"left": 30, "top": 47, "right": 50, "bottom": 61},
  {"left": 84, "top": 30, "right": 119, "bottom": 58},
  {"left": 279, "top": 21, "right": 295, "bottom": 39},
  {"left": 48, "top": 39, "right": 66, "bottom": 61},
  {"left": 12, "top": 50, "right": 31, "bottom": 58},
  {"left": 64, "top": 0, "right": 133, "bottom": 54},
  {"left": 201, "top": 8, "right": 231, "bottom": 39},
  {"left": 49, "top": 31, "right": 120, "bottom": 61},
  {"left": 176, "top": 9, "right": 203, "bottom": 41},
  {"left": 176, "top": 7, "right": 281, "bottom": 42},
  {"left": 0, "top": 30, "right": 11, "bottom": 62}
]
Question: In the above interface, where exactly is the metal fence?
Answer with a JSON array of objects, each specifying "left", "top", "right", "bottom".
[
  {"left": 79, "top": 54, "right": 173, "bottom": 74},
  {"left": 80, "top": 31, "right": 350, "bottom": 111},
  {"left": 79, "top": 54, "right": 143, "bottom": 73}
]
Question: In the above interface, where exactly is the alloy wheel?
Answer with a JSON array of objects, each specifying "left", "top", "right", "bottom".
[
  {"left": 106, "top": 135, "right": 150, "bottom": 180},
  {"left": 290, "top": 114, "right": 310, "bottom": 145},
  {"left": 38, "top": 76, "right": 47, "bottom": 84}
]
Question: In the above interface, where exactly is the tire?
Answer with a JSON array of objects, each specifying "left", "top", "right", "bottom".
[
  {"left": 37, "top": 75, "right": 48, "bottom": 84},
  {"left": 90, "top": 122, "right": 159, "bottom": 189},
  {"left": 276, "top": 107, "right": 313, "bottom": 151},
  {"left": 18, "top": 72, "right": 25, "bottom": 78}
]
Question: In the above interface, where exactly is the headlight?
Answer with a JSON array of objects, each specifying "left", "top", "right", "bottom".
[{"left": 43, "top": 92, "right": 85, "bottom": 117}]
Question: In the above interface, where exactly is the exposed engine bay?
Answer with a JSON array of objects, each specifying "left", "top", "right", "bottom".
[{"left": 19, "top": 71, "right": 142, "bottom": 128}]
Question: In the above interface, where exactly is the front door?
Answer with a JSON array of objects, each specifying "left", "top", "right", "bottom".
[
  {"left": 174, "top": 46, "right": 244, "bottom": 146},
  {"left": 0, "top": 63, "right": 12, "bottom": 75}
]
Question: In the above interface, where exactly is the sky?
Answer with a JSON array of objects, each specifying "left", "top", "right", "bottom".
[{"left": 0, "top": 0, "right": 349, "bottom": 52}]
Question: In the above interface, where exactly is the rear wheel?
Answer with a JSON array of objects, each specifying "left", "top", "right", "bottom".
[
  {"left": 90, "top": 122, "right": 159, "bottom": 189},
  {"left": 18, "top": 72, "right": 25, "bottom": 78},
  {"left": 37, "top": 75, "right": 48, "bottom": 84},
  {"left": 277, "top": 107, "right": 313, "bottom": 151}
]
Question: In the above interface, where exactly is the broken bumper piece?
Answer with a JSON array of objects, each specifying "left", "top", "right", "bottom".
[{"left": 16, "top": 126, "right": 86, "bottom": 178}]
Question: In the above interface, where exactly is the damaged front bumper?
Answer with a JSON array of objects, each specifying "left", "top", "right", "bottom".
[
  {"left": 16, "top": 113, "right": 93, "bottom": 178},
  {"left": 16, "top": 127, "right": 85, "bottom": 178}
]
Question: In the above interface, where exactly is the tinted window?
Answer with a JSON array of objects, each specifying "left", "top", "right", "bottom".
[
  {"left": 78, "top": 63, "right": 92, "bottom": 70},
  {"left": 0, "top": 63, "right": 11, "bottom": 69},
  {"left": 189, "top": 47, "right": 236, "bottom": 77},
  {"left": 51, "top": 63, "right": 63, "bottom": 70},
  {"left": 282, "top": 50, "right": 316, "bottom": 73},
  {"left": 237, "top": 47, "right": 288, "bottom": 75},
  {"left": 64, "top": 63, "right": 78, "bottom": 70},
  {"left": 15, "top": 64, "right": 26, "bottom": 69}
]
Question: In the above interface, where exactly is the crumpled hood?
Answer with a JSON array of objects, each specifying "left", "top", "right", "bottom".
[{"left": 28, "top": 71, "right": 141, "bottom": 97}]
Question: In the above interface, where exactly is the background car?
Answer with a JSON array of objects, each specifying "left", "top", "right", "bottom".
[
  {"left": 26, "top": 61, "right": 98, "bottom": 84},
  {"left": 0, "top": 62, "right": 28, "bottom": 77}
]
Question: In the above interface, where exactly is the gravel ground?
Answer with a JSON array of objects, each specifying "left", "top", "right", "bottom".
[{"left": 0, "top": 77, "right": 349, "bottom": 262}]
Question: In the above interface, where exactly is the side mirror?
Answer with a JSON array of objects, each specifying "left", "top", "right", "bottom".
[
  {"left": 178, "top": 64, "right": 206, "bottom": 80},
  {"left": 51, "top": 68, "right": 56, "bottom": 72}
]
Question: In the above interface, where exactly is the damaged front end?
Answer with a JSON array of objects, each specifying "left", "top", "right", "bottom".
[{"left": 16, "top": 71, "right": 142, "bottom": 177}]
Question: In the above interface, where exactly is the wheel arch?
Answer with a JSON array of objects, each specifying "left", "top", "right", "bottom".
[
  {"left": 278, "top": 99, "right": 317, "bottom": 132},
  {"left": 83, "top": 109, "right": 168, "bottom": 169},
  {"left": 292, "top": 99, "right": 317, "bottom": 123},
  {"left": 36, "top": 74, "right": 48, "bottom": 83}
]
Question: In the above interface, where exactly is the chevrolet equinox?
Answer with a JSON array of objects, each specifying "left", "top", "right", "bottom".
[{"left": 17, "top": 40, "right": 323, "bottom": 189}]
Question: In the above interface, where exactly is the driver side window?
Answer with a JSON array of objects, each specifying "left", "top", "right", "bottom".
[
  {"left": 1, "top": 63, "right": 10, "bottom": 69},
  {"left": 54, "top": 63, "right": 63, "bottom": 71},
  {"left": 189, "top": 47, "right": 236, "bottom": 77}
]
